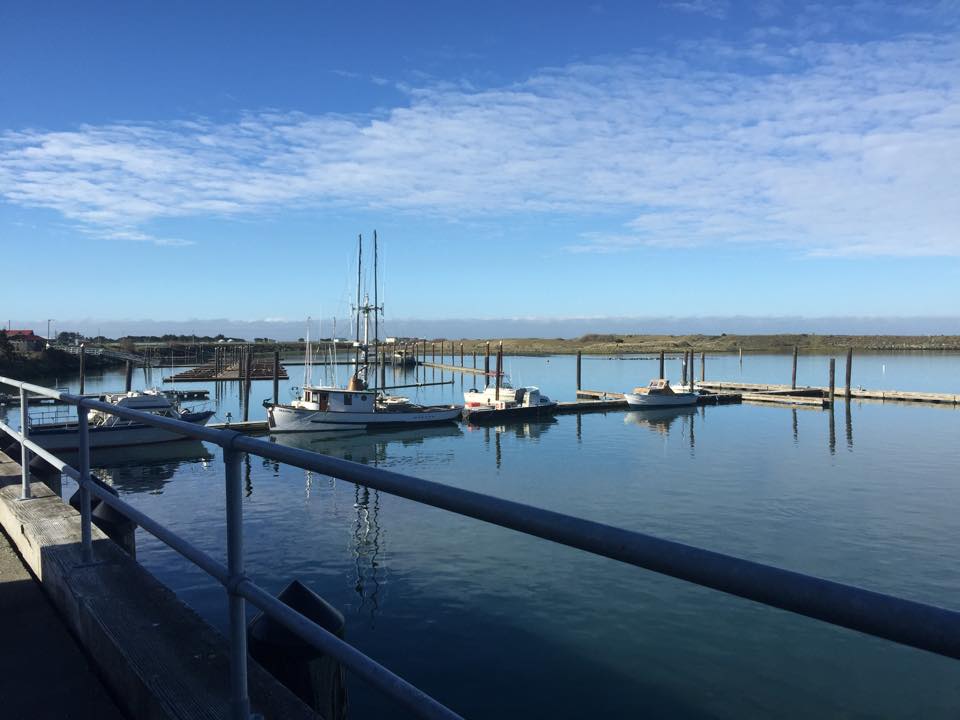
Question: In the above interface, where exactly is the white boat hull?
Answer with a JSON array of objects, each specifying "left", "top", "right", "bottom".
[
  {"left": 267, "top": 403, "right": 462, "bottom": 433},
  {"left": 29, "top": 415, "right": 214, "bottom": 451},
  {"left": 623, "top": 392, "right": 699, "bottom": 408}
]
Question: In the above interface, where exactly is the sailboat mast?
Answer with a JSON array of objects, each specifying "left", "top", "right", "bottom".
[
  {"left": 374, "top": 229, "right": 379, "bottom": 390},
  {"left": 355, "top": 233, "right": 362, "bottom": 376}
]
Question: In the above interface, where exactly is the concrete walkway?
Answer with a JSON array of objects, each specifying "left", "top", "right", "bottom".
[{"left": 0, "top": 527, "right": 126, "bottom": 720}]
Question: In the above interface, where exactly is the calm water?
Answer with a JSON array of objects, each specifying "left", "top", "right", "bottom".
[{"left": 7, "top": 353, "right": 960, "bottom": 718}]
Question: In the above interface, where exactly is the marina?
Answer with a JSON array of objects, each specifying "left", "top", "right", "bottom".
[{"left": 3, "top": 354, "right": 960, "bottom": 719}]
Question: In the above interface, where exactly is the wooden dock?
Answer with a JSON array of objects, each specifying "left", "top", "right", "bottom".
[
  {"left": 698, "top": 381, "right": 959, "bottom": 405},
  {"left": 419, "top": 361, "right": 488, "bottom": 376},
  {"left": 164, "top": 361, "right": 289, "bottom": 383},
  {"left": 575, "top": 389, "right": 742, "bottom": 407},
  {"left": 208, "top": 420, "right": 270, "bottom": 434}
]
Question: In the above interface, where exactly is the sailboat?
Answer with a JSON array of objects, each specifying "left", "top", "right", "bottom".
[{"left": 265, "top": 232, "right": 461, "bottom": 433}]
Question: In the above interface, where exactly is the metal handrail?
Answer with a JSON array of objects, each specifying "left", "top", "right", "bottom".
[{"left": 2, "top": 375, "right": 960, "bottom": 719}]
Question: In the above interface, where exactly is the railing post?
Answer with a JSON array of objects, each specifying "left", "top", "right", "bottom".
[
  {"left": 19, "top": 386, "right": 31, "bottom": 500},
  {"left": 78, "top": 402, "right": 94, "bottom": 562},
  {"left": 224, "top": 447, "right": 251, "bottom": 720}
]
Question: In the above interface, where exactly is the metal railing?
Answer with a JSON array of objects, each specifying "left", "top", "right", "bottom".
[{"left": 2, "top": 375, "right": 959, "bottom": 720}]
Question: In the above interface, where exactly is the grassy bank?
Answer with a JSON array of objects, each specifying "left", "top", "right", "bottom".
[{"left": 426, "top": 334, "right": 960, "bottom": 356}]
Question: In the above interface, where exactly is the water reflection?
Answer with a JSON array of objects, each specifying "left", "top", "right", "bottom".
[
  {"left": 268, "top": 424, "right": 463, "bottom": 466},
  {"left": 352, "top": 484, "right": 384, "bottom": 625},
  {"left": 624, "top": 407, "right": 697, "bottom": 438},
  {"left": 83, "top": 439, "right": 213, "bottom": 494},
  {"left": 845, "top": 401, "right": 854, "bottom": 451}
]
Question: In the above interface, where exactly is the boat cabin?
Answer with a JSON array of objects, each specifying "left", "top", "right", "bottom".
[
  {"left": 633, "top": 379, "right": 675, "bottom": 395},
  {"left": 298, "top": 386, "right": 375, "bottom": 413}
]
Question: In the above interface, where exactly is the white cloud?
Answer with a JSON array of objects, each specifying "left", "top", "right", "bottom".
[
  {"left": 660, "top": 0, "right": 730, "bottom": 19},
  {"left": 1, "top": 31, "right": 959, "bottom": 256}
]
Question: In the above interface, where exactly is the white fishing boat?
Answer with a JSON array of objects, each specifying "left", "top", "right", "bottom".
[
  {"left": 267, "top": 381, "right": 461, "bottom": 432},
  {"left": 623, "top": 379, "right": 699, "bottom": 408},
  {"left": 265, "top": 231, "right": 461, "bottom": 433},
  {"left": 28, "top": 390, "right": 215, "bottom": 451}
]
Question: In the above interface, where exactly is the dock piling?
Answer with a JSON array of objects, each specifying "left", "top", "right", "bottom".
[
  {"left": 273, "top": 350, "right": 280, "bottom": 405},
  {"left": 495, "top": 342, "right": 503, "bottom": 401},
  {"left": 659, "top": 351, "right": 665, "bottom": 380},
  {"left": 79, "top": 343, "right": 86, "bottom": 395},
  {"left": 124, "top": 360, "right": 134, "bottom": 393},
  {"left": 828, "top": 358, "right": 836, "bottom": 407},
  {"left": 576, "top": 351, "right": 582, "bottom": 391},
  {"left": 700, "top": 351, "right": 705, "bottom": 382},
  {"left": 845, "top": 348, "right": 853, "bottom": 399},
  {"left": 484, "top": 342, "right": 490, "bottom": 386},
  {"left": 791, "top": 346, "right": 798, "bottom": 390}
]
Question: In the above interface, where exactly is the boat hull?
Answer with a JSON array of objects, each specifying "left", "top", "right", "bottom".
[
  {"left": 623, "top": 392, "right": 699, "bottom": 408},
  {"left": 266, "top": 403, "right": 462, "bottom": 433},
  {"left": 29, "top": 411, "right": 216, "bottom": 451}
]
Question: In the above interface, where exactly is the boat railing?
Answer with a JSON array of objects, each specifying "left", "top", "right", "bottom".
[{"left": 1, "top": 375, "right": 959, "bottom": 720}]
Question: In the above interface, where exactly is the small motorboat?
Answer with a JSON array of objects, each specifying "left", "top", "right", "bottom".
[
  {"left": 462, "top": 380, "right": 557, "bottom": 423},
  {"left": 624, "top": 379, "right": 698, "bottom": 408},
  {"left": 28, "top": 390, "right": 215, "bottom": 451}
]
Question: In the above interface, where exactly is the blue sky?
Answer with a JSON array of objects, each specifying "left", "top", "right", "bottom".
[{"left": 2, "top": 1, "right": 959, "bottom": 336}]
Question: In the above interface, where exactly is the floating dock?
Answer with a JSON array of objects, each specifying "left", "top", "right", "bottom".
[
  {"left": 698, "top": 381, "right": 959, "bottom": 405},
  {"left": 164, "top": 361, "right": 289, "bottom": 383}
]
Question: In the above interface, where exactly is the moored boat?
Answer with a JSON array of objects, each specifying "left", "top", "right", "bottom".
[
  {"left": 623, "top": 379, "right": 699, "bottom": 408},
  {"left": 28, "top": 390, "right": 215, "bottom": 451},
  {"left": 462, "top": 380, "right": 557, "bottom": 423}
]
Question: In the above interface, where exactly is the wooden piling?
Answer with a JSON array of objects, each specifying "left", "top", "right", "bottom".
[
  {"left": 272, "top": 350, "right": 280, "bottom": 405},
  {"left": 739, "top": 346, "right": 743, "bottom": 366},
  {"left": 576, "top": 351, "right": 582, "bottom": 391},
  {"left": 681, "top": 351, "right": 687, "bottom": 386},
  {"left": 124, "top": 360, "right": 134, "bottom": 393},
  {"left": 432, "top": 343, "right": 435, "bottom": 363},
  {"left": 791, "top": 346, "right": 798, "bottom": 390},
  {"left": 659, "top": 351, "right": 665, "bottom": 380},
  {"left": 700, "top": 351, "right": 705, "bottom": 382},
  {"left": 495, "top": 341, "right": 502, "bottom": 401},
  {"left": 460, "top": 342, "right": 464, "bottom": 367},
  {"left": 845, "top": 348, "right": 853, "bottom": 399},
  {"left": 484, "top": 342, "right": 490, "bottom": 384},
  {"left": 828, "top": 358, "right": 836, "bottom": 407},
  {"left": 79, "top": 344, "right": 86, "bottom": 395},
  {"left": 380, "top": 349, "right": 386, "bottom": 387},
  {"left": 243, "top": 348, "right": 253, "bottom": 422}
]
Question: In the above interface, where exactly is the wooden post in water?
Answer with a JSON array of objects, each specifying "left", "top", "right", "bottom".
[
  {"left": 495, "top": 341, "right": 503, "bottom": 401},
  {"left": 243, "top": 348, "right": 253, "bottom": 422},
  {"left": 380, "top": 349, "right": 386, "bottom": 387},
  {"left": 791, "top": 346, "right": 798, "bottom": 390},
  {"left": 124, "top": 360, "right": 133, "bottom": 392},
  {"left": 79, "top": 344, "right": 86, "bottom": 395},
  {"left": 659, "top": 350, "right": 665, "bottom": 380},
  {"left": 700, "top": 351, "right": 705, "bottom": 382},
  {"left": 845, "top": 348, "right": 853, "bottom": 399},
  {"left": 681, "top": 351, "right": 687, "bottom": 386},
  {"left": 484, "top": 342, "right": 490, "bottom": 385},
  {"left": 460, "top": 342, "right": 464, "bottom": 367},
  {"left": 576, "top": 351, "right": 582, "bottom": 391},
  {"left": 473, "top": 349, "right": 477, "bottom": 370},
  {"left": 432, "top": 343, "right": 435, "bottom": 363},
  {"left": 272, "top": 349, "right": 280, "bottom": 405},
  {"left": 828, "top": 358, "right": 836, "bottom": 407},
  {"left": 739, "top": 346, "right": 743, "bottom": 366}
]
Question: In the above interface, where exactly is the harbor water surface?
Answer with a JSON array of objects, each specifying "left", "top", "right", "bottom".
[{"left": 9, "top": 352, "right": 960, "bottom": 718}]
